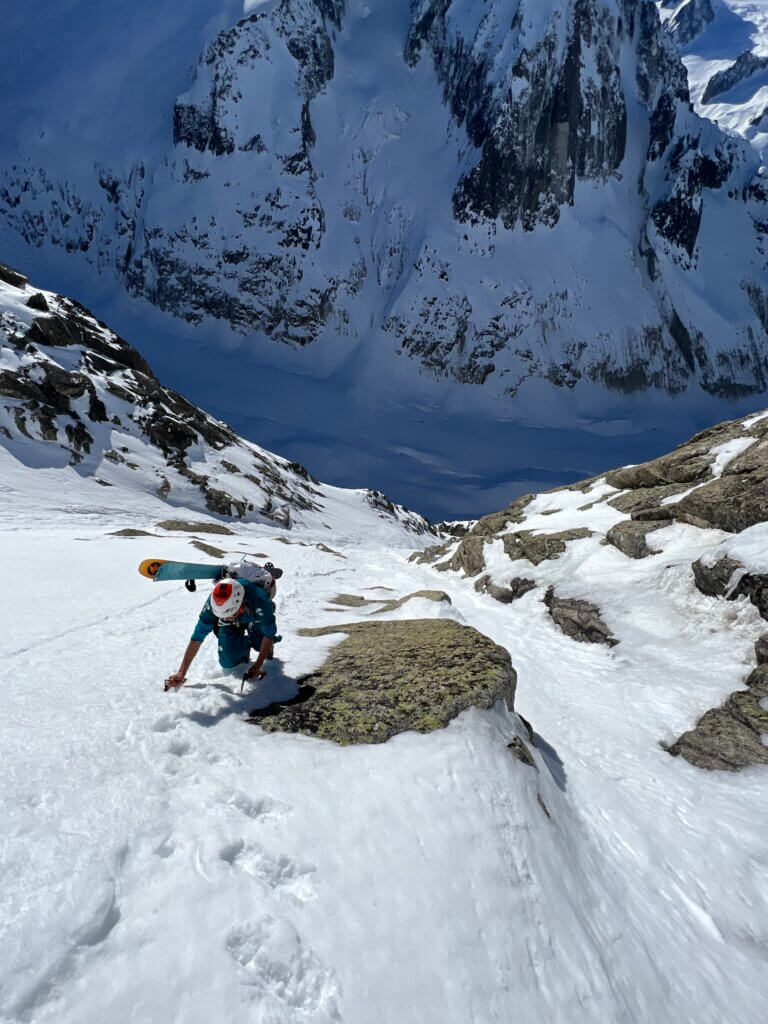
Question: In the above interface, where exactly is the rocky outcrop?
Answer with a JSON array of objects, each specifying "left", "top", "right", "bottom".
[
  {"left": 435, "top": 535, "right": 488, "bottom": 577},
  {"left": 605, "top": 519, "right": 667, "bottom": 559},
  {"left": 692, "top": 556, "right": 768, "bottom": 621},
  {"left": 249, "top": 619, "right": 516, "bottom": 744},
  {"left": 665, "top": 0, "right": 716, "bottom": 47},
  {"left": 604, "top": 414, "right": 768, "bottom": 533},
  {"left": 667, "top": 666, "right": 768, "bottom": 771},
  {"left": 544, "top": 587, "right": 618, "bottom": 646},
  {"left": 702, "top": 51, "right": 768, "bottom": 105},
  {"left": 503, "top": 529, "right": 592, "bottom": 566},
  {"left": 474, "top": 575, "right": 536, "bottom": 604}
]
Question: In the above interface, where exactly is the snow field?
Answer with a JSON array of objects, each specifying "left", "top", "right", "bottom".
[{"left": 2, "top": 450, "right": 768, "bottom": 1022}]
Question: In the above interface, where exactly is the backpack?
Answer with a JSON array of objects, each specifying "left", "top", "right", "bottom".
[{"left": 226, "top": 557, "right": 283, "bottom": 589}]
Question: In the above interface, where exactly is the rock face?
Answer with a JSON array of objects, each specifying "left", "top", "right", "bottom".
[
  {"left": 474, "top": 575, "right": 536, "bottom": 604},
  {"left": 692, "top": 557, "right": 768, "bottom": 621},
  {"left": 605, "top": 519, "right": 666, "bottom": 559},
  {"left": 701, "top": 51, "right": 768, "bottom": 105},
  {"left": 250, "top": 619, "right": 516, "bottom": 744},
  {"left": 0, "top": 266, "right": 432, "bottom": 533},
  {"left": 603, "top": 414, "right": 768, "bottom": 533},
  {"left": 502, "top": 529, "right": 592, "bottom": 566},
  {"left": 664, "top": 0, "right": 715, "bottom": 47},
  {"left": 667, "top": 666, "right": 768, "bottom": 771},
  {"left": 544, "top": 588, "right": 618, "bottom": 646},
  {"left": 3, "top": 0, "right": 768, "bottom": 399}
]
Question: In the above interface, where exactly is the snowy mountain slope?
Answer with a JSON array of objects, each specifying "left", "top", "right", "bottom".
[
  {"left": 660, "top": 0, "right": 768, "bottom": 152},
  {"left": 2, "top": 0, "right": 768, "bottom": 402},
  {"left": 3, "top": 392, "right": 768, "bottom": 1020},
  {"left": 0, "top": 261, "right": 431, "bottom": 535}
]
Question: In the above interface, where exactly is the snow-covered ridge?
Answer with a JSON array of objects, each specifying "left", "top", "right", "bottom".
[
  {"left": 2, "top": 0, "right": 768, "bottom": 401},
  {"left": 0, "top": 262, "right": 432, "bottom": 535},
  {"left": 660, "top": 0, "right": 768, "bottom": 154}
]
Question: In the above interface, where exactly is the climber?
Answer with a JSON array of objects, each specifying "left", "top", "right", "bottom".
[{"left": 165, "top": 575, "right": 278, "bottom": 691}]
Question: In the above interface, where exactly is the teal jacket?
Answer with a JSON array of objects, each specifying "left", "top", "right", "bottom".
[{"left": 191, "top": 579, "right": 277, "bottom": 643}]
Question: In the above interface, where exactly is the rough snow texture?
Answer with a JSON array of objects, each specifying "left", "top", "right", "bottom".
[
  {"left": 2, "top": 0, "right": 768, "bottom": 399},
  {"left": 3, "top": 385, "right": 768, "bottom": 1020}
]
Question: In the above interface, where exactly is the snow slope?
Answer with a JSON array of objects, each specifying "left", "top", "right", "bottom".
[
  {"left": 2, "top": 394, "right": 768, "bottom": 1021},
  {"left": 661, "top": 0, "right": 768, "bottom": 153}
]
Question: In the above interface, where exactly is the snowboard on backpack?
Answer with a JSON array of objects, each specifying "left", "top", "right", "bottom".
[
  {"left": 138, "top": 558, "right": 284, "bottom": 584},
  {"left": 138, "top": 559, "right": 224, "bottom": 582}
]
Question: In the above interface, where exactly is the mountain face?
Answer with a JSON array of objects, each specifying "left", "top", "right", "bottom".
[
  {"left": 0, "top": 261, "right": 431, "bottom": 533},
  {"left": 1, "top": 0, "right": 767, "bottom": 400}
]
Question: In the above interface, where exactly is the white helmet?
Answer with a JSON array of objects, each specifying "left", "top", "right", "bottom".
[{"left": 211, "top": 579, "right": 245, "bottom": 620}]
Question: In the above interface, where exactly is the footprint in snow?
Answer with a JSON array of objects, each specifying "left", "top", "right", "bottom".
[
  {"left": 226, "top": 914, "right": 341, "bottom": 1021},
  {"left": 219, "top": 788, "right": 290, "bottom": 822},
  {"left": 219, "top": 839, "right": 317, "bottom": 904},
  {"left": 150, "top": 713, "right": 179, "bottom": 733}
]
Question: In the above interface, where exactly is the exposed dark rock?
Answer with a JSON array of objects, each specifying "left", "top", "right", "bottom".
[
  {"left": 25, "top": 292, "right": 49, "bottom": 312},
  {"left": 692, "top": 556, "right": 768, "bottom": 621},
  {"left": 691, "top": 556, "right": 743, "bottom": 598},
  {"left": 608, "top": 482, "right": 690, "bottom": 514},
  {"left": 374, "top": 590, "right": 452, "bottom": 614},
  {"left": 605, "top": 519, "right": 667, "bottom": 559},
  {"left": 502, "top": 528, "right": 592, "bottom": 566},
  {"left": 508, "top": 737, "right": 536, "bottom": 767},
  {"left": 603, "top": 417, "right": 768, "bottom": 533},
  {"left": 544, "top": 587, "right": 618, "bottom": 646},
  {"left": 756, "top": 635, "right": 768, "bottom": 665},
  {"left": 0, "top": 262, "right": 27, "bottom": 288},
  {"left": 190, "top": 540, "right": 227, "bottom": 558},
  {"left": 156, "top": 519, "right": 235, "bottom": 535},
  {"left": 474, "top": 574, "right": 536, "bottom": 604},
  {"left": 665, "top": 0, "right": 715, "bottom": 47},
  {"left": 435, "top": 534, "right": 488, "bottom": 576},
  {"left": 702, "top": 50, "right": 768, "bottom": 105},
  {"left": 667, "top": 666, "right": 768, "bottom": 771},
  {"left": 250, "top": 619, "right": 516, "bottom": 745},
  {"left": 537, "top": 794, "right": 552, "bottom": 820}
]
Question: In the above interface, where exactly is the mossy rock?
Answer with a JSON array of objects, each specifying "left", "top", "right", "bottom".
[
  {"left": 502, "top": 528, "right": 592, "bottom": 566},
  {"left": 191, "top": 539, "right": 227, "bottom": 558},
  {"left": 667, "top": 667, "right": 768, "bottom": 771},
  {"left": 605, "top": 520, "right": 667, "bottom": 559},
  {"left": 374, "top": 590, "right": 451, "bottom": 613},
  {"left": 156, "top": 519, "right": 235, "bottom": 535},
  {"left": 249, "top": 619, "right": 516, "bottom": 745}
]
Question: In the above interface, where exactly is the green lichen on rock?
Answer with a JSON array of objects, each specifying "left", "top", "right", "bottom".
[
  {"left": 666, "top": 666, "right": 768, "bottom": 771},
  {"left": 249, "top": 619, "right": 516, "bottom": 745},
  {"left": 156, "top": 519, "right": 235, "bottom": 535},
  {"left": 502, "top": 528, "right": 592, "bottom": 566},
  {"left": 374, "top": 590, "right": 451, "bottom": 613},
  {"left": 191, "top": 539, "right": 227, "bottom": 558},
  {"left": 329, "top": 594, "right": 374, "bottom": 608}
]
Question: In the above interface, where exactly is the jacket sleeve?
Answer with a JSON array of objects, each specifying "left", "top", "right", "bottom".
[
  {"left": 191, "top": 601, "right": 216, "bottom": 643},
  {"left": 247, "top": 583, "right": 277, "bottom": 639}
]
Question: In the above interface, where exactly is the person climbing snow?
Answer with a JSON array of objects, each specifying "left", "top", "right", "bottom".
[{"left": 164, "top": 571, "right": 279, "bottom": 691}]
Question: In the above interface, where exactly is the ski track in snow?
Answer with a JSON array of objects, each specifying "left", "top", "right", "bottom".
[{"left": 2, "top": 468, "right": 768, "bottom": 1022}]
